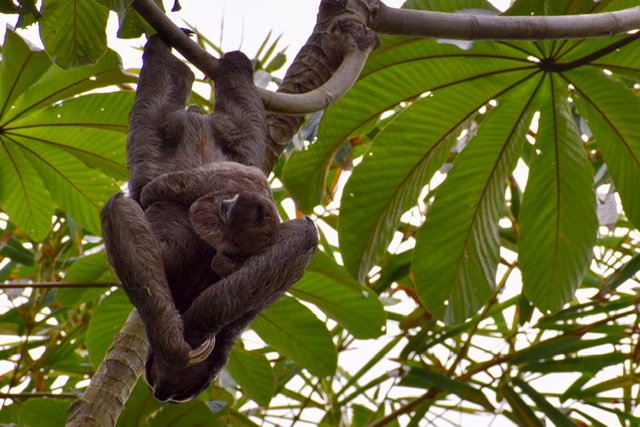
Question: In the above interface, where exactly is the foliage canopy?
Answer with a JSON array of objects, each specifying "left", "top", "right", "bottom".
[{"left": 0, "top": 0, "right": 639, "bottom": 425}]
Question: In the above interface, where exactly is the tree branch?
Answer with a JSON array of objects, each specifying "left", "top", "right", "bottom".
[
  {"left": 66, "top": 311, "right": 147, "bottom": 427},
  {"left": 131, "top": 0, "right": 219, "bottom": 77},
  {"left": 373, "top": 2, "right": 640, "bottom": 40},
  {"left": 0, "top": 281, "right": 115, "bottom": 289},
  {"left": 131, "top": 0, "right": 372, "bottom": 114},
  {"left": 259, "top": 46, "right": 371, "bottom": 114},
  {"left": 132, "top": 0, "right": 640, "bottom": 115}
]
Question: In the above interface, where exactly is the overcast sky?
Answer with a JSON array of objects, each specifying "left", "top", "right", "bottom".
[
  {"left": 0, "top": 1, "right": 398, "bottom": 72},
  {"left": 0, "top": 0, "right": 508, "bottom": 73}
]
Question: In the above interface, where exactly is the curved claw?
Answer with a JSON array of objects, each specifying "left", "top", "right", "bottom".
[{"left": 188, "top": 335, "right": 216, "bottom": 366}]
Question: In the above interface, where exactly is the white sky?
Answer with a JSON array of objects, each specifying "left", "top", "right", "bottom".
[
  {"left": 0, "top": 0, "right": 509, "bottom": 73},
  {"left": 0, "top": 1, "right": 401, "bottom": 72}
]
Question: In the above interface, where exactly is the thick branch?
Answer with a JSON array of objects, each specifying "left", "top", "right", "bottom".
[
  {"left": 66, "top": 311, "right": 147, "bottom": 427},
  {"left": 259, "top": 47, "right": 371, "bottom": 114},
  {"left": 131, "top": 0, "right": 220, "bottom": 77},
  {"left": 131, "top": 0, "right": 371, "bottom": 115},
  {"left": 264, "top": 14, "right": 378, "bottom": 170},
  {"left": 131, "top": 0, "right": 640, "bottom": 116},
  {"left": 374, "top": 2, "right": 640, "bottom": 40}
]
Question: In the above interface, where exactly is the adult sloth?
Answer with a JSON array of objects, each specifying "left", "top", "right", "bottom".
[{"left": 101, "top": 35, "right": 317, "bottom": 402}]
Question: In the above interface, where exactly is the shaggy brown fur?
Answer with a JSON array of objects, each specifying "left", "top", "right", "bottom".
[{"left": 101, "top": 35, "right": 316, "bottom": 403}]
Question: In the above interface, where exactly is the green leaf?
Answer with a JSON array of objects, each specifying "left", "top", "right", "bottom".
[
  {"left": 0, "top": 235, "right": 35, "bottom": 265},
  {"left": 4, "top": 49, "right": 134, "bottom": 124},
  {"left": 283, "top": 39, "right": 537, "bottom": 213},
  {"left": 571, "top": 409, "right": 609, "bottom": 427},
  {"left": 150, "top": 399, "right": 224, "bottom": 427},
  {"left": 575, "top": 374, "right": 640, "bottom": 398},
  {"left": 57, "top": 252, "right": 114, "bottom": 306},
  {"left": 0, "top": 138, "right": 54, "bottom": 240},
  {"left": 94, "top": 0, "right": 132, "bottom": 12},
  {"left": 121, "top": 388, "right": 232, "bottom": 426},
  {"left": 20, "top": 399, "right": 70, "bottom": 427},
  {"left": 500, "top": 383, "right": 544, "bottom": 427},
  {"left": 64, "top": 252, "right": 114, "bottom": 283},
  {"left": 10, "top": 92, "right": 131, "bottom": 180},
  {"left": 519, "top": 75, "right": 598, "bottom": 312},
  {"left": 512, "top": 378, "right": 577, "bottom": 427},
  {"left": 560, "top": 374, "right": 592, "bottom": 401},
  {"left": 290, "top": 252, "right": 385, "bottom": 339},
  {"left": 413, "top": 78, "right": 539, "bottom": 323},
  {"left": 521, "top": 352, "right": 628, "bottom": 374},
  {"left": 15, "top": 0, "right": 40, "bottom": 28},
  {"left": 568, "top": 67, "right": 640, "bottom": 229},
  {"left": 0, "top": 30, "right": 52, "bottom": 114},
  {"left": 86, "top": 289, "right": 132, "bottom": 366},
  {"left": 252, "top": 296, "right": 337, "bottom": 376},
  {"left": 0, "top": 404, "right": 20, "bottom": 424},
  {"left": 114, "top": 0, "right": 164, "bottom": 39},
  {"left": 600, "top": 253, "right": 640, "bottom": 294},
  {"left": 228, "top": 347, "right": 275, "bottom": 406},
  {"left": 39, "top": 0, "right": 109, "bottom": 68},
  {"left": 561, "top": 32, "right": 640, "bottom": 81},
  {"left": 400, "top": 365, "right": 494, "bottom": 410},
  {"left": 511, "top": 335, "right": 622, "bottom": 365},
  {"left": 0, "top": 32, "right": 133, "bottom": 238},
  {"left": 117, "top": 380, "right": 163, "bottom": 427},
  {"left": 340, "top": 69, "right": 537, "bottom": 282},
  {"left": 45, "top": 341, "right": 92, "bottom": 373},
  {"left": 13, "top": 133, "right": 118, "bottom": 234},
  {"left": 0, "top": 0, "right": 19, "bottom": 13}
]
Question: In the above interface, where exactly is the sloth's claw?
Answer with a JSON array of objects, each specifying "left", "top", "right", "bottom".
[{"left": 188, "top": 335, "right": 216, "bottom": 365}]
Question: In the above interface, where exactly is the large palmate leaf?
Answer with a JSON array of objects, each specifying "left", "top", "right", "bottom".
[
  {"left": 252, "top": 296, "right": 337, "bottom": 376},
  {"left": 413, "top": 79, "right": 540, "bottom": 322},
  {"left": 283, "top": 39, "right": 535, "bottom": 213},
  {"left": 39, "top": 0, "right": 109, "bottom": 68},
  {"left": 281, "top": 0, "right": 640, "bottom": 321},
  {"left": 339, "top": 70, "right": 534, "bottom": 283},
  {"left": 227, "top": 347, "right": 275, "bottom": 406},
  {"left": 291, "top": 252, "right": 386, "bottom": 339},
  {"left": 85, "top": 289, "right": 132, "bottom": 366},
  {"left": 20, "top": 399, "right": 70, "bottom": 427},
  {"left": 0, "top": 30, "right": 134, "bottom": 240},
  {"left": 567, "top": 67, "right": 640, "bottom": 229},
  {"left": 519, "top": 76, "right": 598, "bottom": 311},
  {"left": 282, "top": 0, "right": 533, "bottom": 214}
]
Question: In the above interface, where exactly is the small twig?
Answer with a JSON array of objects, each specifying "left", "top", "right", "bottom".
[
  {"left": 0, "top": 392, "right": 78, "bottom": 399},
  {"left": 0, "top": 282, "right": 115, "bottom": 289}
]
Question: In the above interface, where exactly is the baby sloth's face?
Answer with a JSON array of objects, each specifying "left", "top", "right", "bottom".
[{"left": 219, "top": 191, "right": 280, "bottom": 256}]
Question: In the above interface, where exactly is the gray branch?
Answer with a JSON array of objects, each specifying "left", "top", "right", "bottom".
[
  {"left": 259, "top": 46, "right": 372, "bottom": 114},
  {"left": 131, "top": 0, "right": 370, "bottom": 114},
  {"left": 67, "top": 311, "right": 147, "bottom": 427},
  {"left": 374, "top": 2, "right": 640, "bottom": 40},
  {"left": 132, "top": 0, "right": 640, "bottom": 115}
]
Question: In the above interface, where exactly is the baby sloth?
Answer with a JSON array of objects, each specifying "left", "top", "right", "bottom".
[{"left": 190, "top": 191, "right": 280, "bottom": 277}]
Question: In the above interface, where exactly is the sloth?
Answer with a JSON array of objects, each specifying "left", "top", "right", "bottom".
[
  {"left": 140, "top": 162, "right": 281, "bottom": 278},
  {"left": 101, "top": 35, "right": 317, "bottom": 402},
  {"left": 191, "top": 191, "right": 280, "bottom": 277}
]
